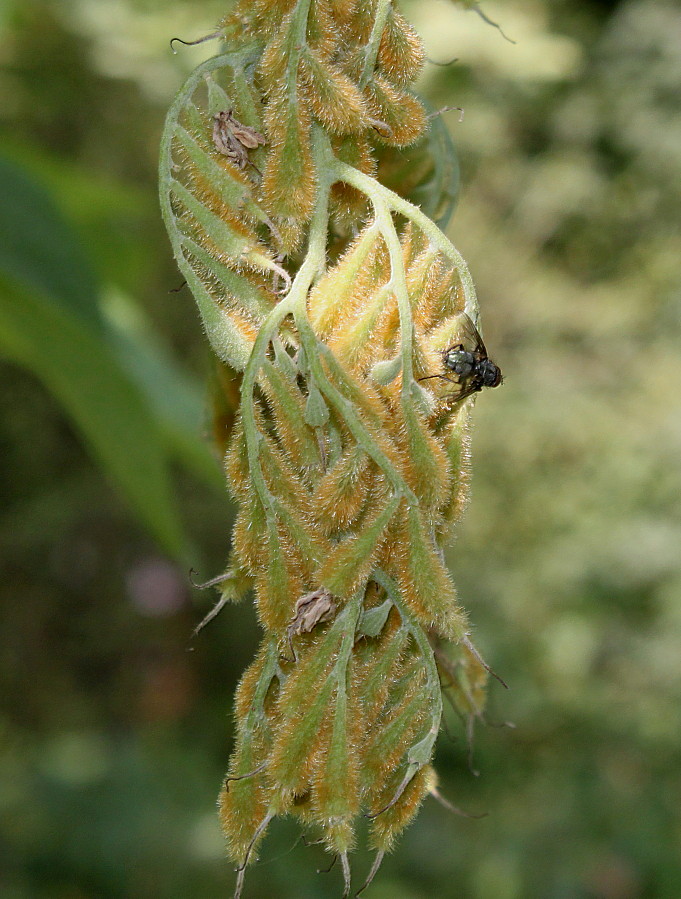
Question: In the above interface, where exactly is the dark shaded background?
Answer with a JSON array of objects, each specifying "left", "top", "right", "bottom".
[{"left": 1, "top": 1, "right": 680, "bottom": 896}]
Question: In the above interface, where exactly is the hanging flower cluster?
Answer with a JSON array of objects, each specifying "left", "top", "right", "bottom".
[{"left": 159, "top": 1, "right": 501, "bottom": 895}]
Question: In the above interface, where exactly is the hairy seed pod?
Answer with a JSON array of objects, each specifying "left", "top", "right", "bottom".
[
  {"left": 364, "top": 76, "right": 428, "bottom": 147},
  {"left": 378, "top": 8, "right": 426, "bottom": 86},
  {"left": 300, "top": 49, "right": 369, "bottom": 134}
]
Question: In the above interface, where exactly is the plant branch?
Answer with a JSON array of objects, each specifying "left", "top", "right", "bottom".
[
  {"left": 360, "top": 0, "right": 392, "bottom": 88},
  {"left": 330, "top": 159, "right": 480, "bottom": 326}
]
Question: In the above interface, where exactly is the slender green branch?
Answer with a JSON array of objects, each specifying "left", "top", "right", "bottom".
[
  {"left": 332, "top": 589, "right": 364, "bottom": 686},
  {"left": 360, "top": 0, "right": 392, "bottom": 88},
  {"left": 374, "top": 568, "right": 443, "bottom": 743},
  {"left": 241, "top": 639, "right": 279, "bottom": 739},
  {"left": 330, "top": 159, "right": 480, "bottom": 325},
  {"left": 286, "top": 0, "right": 313, "bottom": 96},
  {"left": 296, "top": 321, "right": 416, "bottom": 501},
  {"left": 239, "top": 131, "right": 332, "bottom": 511},
  {"left": 365, "top": 566, "right": 443, "bottom": 813},
  {"left": 369, "top": 196, "right": 414, "bottom": 391}
]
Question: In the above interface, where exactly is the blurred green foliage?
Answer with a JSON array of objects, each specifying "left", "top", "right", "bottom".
[{"left": 0, "top": 1, "right": 680, "bottom": 897}]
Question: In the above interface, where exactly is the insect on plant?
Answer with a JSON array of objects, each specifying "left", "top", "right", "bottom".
[{"left": 420, "top": 312, "right": 503, "bottom": 401}]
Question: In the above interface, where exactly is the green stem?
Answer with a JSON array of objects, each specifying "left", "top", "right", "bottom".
[
  {"left": 286, "top": 0, "right": 313, "bottom": 97},
  {"left": 241, "top": 639, "right": 280, "bottom": 738},
  {"left": 332, "top": 588, "right": 364, "bottom": 685},
  {"left": 330, "top": 159, "right": 480, "bottom": 326},
  {"left": 360, "top": 0, "right": 392, "bottom": 88},
  {"left": 239, "top": 129, "right": 332, "bottom": 512},
  {"left": 373, "top": 568, "right": 443, "bottom": 758},
  {"left": 370, "top": 196, "right": 414, "bottom": 392},
  {"left": 296, "top": 321, "right": 415, "bottom": 500},
  {"left": 283, "top": 134, "right": 417, "bottom": 500}
]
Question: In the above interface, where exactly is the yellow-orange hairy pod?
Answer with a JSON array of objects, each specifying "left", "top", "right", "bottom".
[
  {"left": 299, "top": 50, "right": 369, "bottom": 134},
  {"left": 160, "top": 1, "right": 503, "bottom": 895},
  {"left": 378, "top": 8, "right": 426, "bottom": 85}
]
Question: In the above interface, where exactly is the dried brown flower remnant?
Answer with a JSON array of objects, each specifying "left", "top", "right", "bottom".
[
  {"left": 286, "top": 587, "right": 337, "bottom": 659},
  {"left": 212, "top": 110, "right": 267, "bottom": 170}
]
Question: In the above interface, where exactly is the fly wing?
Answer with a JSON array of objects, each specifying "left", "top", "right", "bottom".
[
  {"left": 450, "top": 380, "right": 481, "bottom": 403},
  {"left": 419, "top": 367, "right": 479, "bottom": 402},
  {"left": 420, "top": 313, "right": 491, "bottom": 401},
  {"left": 438, "top": 313, "right": 485, "bottom": 399},
  {"left": 453, "top": 312, "right": 487, "bottom": 358}
]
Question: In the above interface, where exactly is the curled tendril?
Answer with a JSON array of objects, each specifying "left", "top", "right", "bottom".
[{"left": 170, "top": 30, "right": 223, "bottom": 54}]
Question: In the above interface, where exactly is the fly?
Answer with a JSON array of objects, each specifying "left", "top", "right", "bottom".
[{"left": 420, "top": 312, "right": 502, "bottom": 401}]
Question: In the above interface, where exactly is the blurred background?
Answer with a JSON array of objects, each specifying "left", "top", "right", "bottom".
[{"left": 1, "top": 0, "right": 680, "bottom": 896}]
